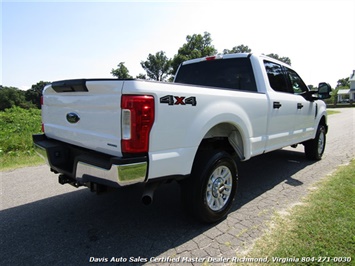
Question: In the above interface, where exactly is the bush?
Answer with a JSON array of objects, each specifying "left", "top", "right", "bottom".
[{"left": 0, "top": 107, "right": 42, "bottom": 157}]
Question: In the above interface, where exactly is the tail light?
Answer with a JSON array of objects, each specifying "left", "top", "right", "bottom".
[{"left": 121, "top": 95, "right": 155, "bottom": 154}]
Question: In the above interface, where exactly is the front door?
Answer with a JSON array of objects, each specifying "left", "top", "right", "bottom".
[
  {"left": 264, "top": 60, "right": 299, "bottom": 151},
  {"left": 286, "top": 67, "right": 316, "bottom": 141}
]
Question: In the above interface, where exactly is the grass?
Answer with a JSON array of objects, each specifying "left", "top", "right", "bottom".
[
  {"left": 327, "top": 109, "right": 341, "bottom": 115},
  {"left": 0, "top": 107, "right": 43, "bottom": 170},
  {"left": 245, "top": 160, "right": 355, "bottom": 265}
]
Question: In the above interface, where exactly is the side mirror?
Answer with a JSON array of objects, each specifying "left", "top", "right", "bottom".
[{"left": 317, "top": 82, "right": 332, "bottom": 99}]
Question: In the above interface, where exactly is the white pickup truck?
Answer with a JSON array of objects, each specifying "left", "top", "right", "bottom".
[{"left": 33, "top": 53, "right": 331, "bottom": 223}]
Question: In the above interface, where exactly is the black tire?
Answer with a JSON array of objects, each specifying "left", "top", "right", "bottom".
[
  {"left": 180, "top": 150, "right": 238, "bottom": 223},
  {"left": 304, "top": 124, "right": 326, "bottom": 160}
]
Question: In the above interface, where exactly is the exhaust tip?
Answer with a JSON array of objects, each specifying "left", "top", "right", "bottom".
[
  {"left": 142, "top": 195, "right": 153, "bottom": 205},
  {"left": 141, "top": 181, "right": 161, "bottom": 205}
]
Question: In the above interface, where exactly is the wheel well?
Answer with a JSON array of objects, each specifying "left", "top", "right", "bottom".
[
  {"left": 197, "top": 123, "right": 245, "bottom": 161},
  {"left": 320, "top": 116, "right": 328, "bottom": 133}
]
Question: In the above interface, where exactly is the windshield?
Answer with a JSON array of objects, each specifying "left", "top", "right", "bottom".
[{"left": 175, "top": 58, "right": 257, "bottom": 92}]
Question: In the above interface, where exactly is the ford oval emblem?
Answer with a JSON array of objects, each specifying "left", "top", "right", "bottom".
[{"left": 66, "top": 112, "right": 80, "bottom": 124}]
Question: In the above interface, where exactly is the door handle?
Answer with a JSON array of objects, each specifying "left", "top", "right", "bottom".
[
  {"left": 297, "top": 103, "right": 304, "bottom": 109},
  {"left": 273, "top": 102, "right": 282, "bottom": 109}
]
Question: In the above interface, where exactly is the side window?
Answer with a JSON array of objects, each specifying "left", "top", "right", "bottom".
[
  {"left": 286, "top": 68, "right": 308, "bottom": 94},
  {"left": 264, "top": 61, "right": 289, "bottom": 93}
]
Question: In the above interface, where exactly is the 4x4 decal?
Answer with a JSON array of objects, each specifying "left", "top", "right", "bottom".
[{"left": 160, "top": 95, "right": 197, "bottom": 106}]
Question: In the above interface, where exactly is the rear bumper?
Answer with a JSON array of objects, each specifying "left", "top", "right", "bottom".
[{"left": 33, "top": 134, "right": 147, "bottom": 187}]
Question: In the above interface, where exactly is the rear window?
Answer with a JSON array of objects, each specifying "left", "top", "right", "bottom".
[{"left": 175, "top": 58, "right": 257, "bottom": 92}]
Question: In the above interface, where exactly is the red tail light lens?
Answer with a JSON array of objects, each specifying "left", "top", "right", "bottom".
[{"left": 121, "top": 95, "right": 155, "bottom": 154}]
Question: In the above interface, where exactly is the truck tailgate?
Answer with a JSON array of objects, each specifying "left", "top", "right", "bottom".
[{"left": 42, "top": 79, "right": 125, "bottom": 156}]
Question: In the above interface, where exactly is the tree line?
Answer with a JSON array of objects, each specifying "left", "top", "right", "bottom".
[
  {"left": 1, "top": 31, "right": 351, "bottom": 111},
  {"left": 0, "top": 81, "right": 50, "bottom": 111},
  {"left": 110, "top": 31, "right": 291, "bottom": 81}
]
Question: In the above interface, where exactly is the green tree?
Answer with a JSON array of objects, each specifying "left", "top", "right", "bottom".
[
  {"left": 25, "top": 81, "right": 50, "bottom": 109},
  {"left": 336, "top": 77, "right": 350, "bottom": 88},
  {"left": 223, "top": 44, "right": 252, "bottom": 54},
  {"left": 110, "top": 62, "right": 133, "bottom": 79},
  {"left": 171, "top": 32, "right": 217, "bottom": 75},
  {"left": 0, "top": 87, "right": 32, "bottom": 111},
  {"left": 136, "top": 73, "right": 147, "bottom": 79},
  {"left": 267, "top": 53, "right": 292, "bottom": 65},
  {"left": 141, "top": 51, "right": 172, "bottom": 81}
]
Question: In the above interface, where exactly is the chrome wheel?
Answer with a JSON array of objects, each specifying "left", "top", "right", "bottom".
[
  {"left": 180, "top": 150, "right": 237, "bottom": 223},
  {"left": 206, "top": 166, "right": 233, "bottom": 211}
]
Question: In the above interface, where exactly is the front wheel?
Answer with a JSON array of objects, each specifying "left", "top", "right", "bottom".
[
  {"left": 304, "top": 124, "right": 326, "bottom": 160},
  {"left": 180, "top": 150, "right": 238, "bottom": 223}
]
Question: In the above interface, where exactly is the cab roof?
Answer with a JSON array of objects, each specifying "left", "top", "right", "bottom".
[{"left": 181, "top": 53, "right": 291, "bottom": 67}]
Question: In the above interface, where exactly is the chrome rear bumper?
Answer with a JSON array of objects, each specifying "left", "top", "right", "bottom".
[
  {"left": 33, "top": 134, "right": 147, "bottom": 187},
  {"left": 75, "top": 160, "right": 147, "bottom": 186}
]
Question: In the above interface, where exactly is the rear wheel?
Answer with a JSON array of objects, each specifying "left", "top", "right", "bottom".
[
  {"left": 181, "top": 150, "right": 238, "bottom": 223},
  {"left": 304, "top": 124, "right": 326, "bottom": 160}
]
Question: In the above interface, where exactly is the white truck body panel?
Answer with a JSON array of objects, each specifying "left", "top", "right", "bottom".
[{"left": 123, "top": 81, "right": 270, "bottom": 178}]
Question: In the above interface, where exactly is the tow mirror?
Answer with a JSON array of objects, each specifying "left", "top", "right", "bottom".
[{"left": 317, "top": 82, "right": 331, "bottom": 99}]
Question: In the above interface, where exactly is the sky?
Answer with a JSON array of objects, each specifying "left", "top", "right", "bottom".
[{"left": 1, "top": 0, "right": 355, "bottom": 90}]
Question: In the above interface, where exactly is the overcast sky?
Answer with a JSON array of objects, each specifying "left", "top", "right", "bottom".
[{"left": 2, "top": 0, "right": 355, "bottom": 90}]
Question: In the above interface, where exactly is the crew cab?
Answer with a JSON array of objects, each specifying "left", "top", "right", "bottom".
[{"left": 33, "top": 53, "right": 331, "bottom": 223}]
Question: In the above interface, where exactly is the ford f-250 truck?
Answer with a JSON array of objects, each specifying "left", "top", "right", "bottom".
[{"left": 33, "top": 53, "right": 331, "bottom": 223}]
